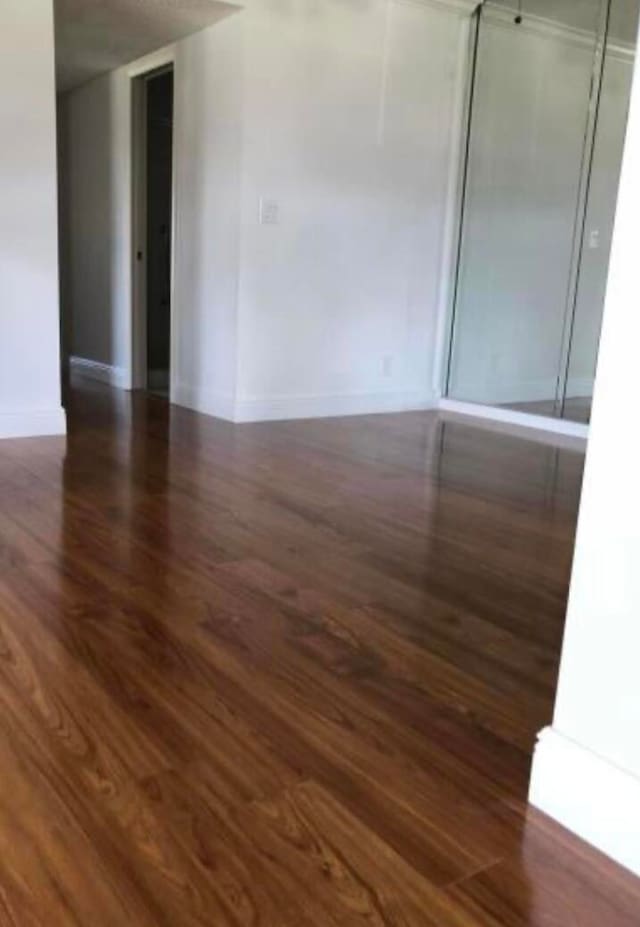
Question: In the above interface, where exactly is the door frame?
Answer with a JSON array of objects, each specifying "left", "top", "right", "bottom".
[{"left": 130, "top": 50, "right": 177, "bottom": 397}]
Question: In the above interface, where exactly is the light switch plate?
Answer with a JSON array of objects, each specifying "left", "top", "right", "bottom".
[{"left": 260, "top": 198, "right": 280, "bottom": 225}]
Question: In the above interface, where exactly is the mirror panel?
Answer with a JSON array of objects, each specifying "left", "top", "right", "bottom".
[
  {"left": 446, "top": 0, "right": 638, "bottom": 426},
  {"left": 563, "top": 0, "right": 639, "bottom": 423}
]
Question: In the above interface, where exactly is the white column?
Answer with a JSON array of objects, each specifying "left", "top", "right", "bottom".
[
  {"left": 529, "top": 18, "right": 640, "bottom": 877},
  {"left": 0, "top": 1, "right": 65, "bottom": 438}
]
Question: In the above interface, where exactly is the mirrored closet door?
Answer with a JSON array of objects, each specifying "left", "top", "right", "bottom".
[{"left": 446, "top": 0, "right": 639, "bottom": 425}]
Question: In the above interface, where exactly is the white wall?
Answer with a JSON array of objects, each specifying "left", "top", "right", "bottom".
[
  {"left": 172, "top": 17, "right": 244, "bottom": 419},
  {"left": 529, "top": 12, "right": 640, "bottom": 876},
  {"left": 0, "top": 0, "right": 65, "bottom": 438},
  {"left": 234, "top": 0, "right": 466, "bottom": 421},
  {"left": 59, "top": 71, "right": 132, "bottom": 386},
  {"left": 59, "top": 15, "right": 244, "bottom": 406},
  {"left": 59, "top": 0, "right": 473, "bottom": 421}
]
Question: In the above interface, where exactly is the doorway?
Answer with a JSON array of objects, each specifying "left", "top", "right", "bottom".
[{"left": 132, "top": 66, "right": 175, "bottom": 396}]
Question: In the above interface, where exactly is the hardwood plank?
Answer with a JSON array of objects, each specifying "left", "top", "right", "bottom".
[
  {"left": 240, "top": 778, "right": 477, "bottom": 926},
  {"left": 0, "top": 381, "right": 634, "bottom": 924},
  {"left": 446, "top": 803, "right": 640, "bottom": 926}
]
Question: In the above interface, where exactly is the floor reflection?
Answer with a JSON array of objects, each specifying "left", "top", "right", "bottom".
[{"left": 0, "top": 383, "right": 636, "bottom": 926}]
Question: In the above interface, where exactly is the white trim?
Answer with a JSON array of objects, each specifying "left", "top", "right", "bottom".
[
  {"left": 0, "top": 409, "right": 66, "bottom": 440},
  {"left": 432, "top": 11, "right": 473, "bottom": 396},
  {"left": 70, "top": 356, "right": 130, "bottom": 390},
  {"left": 232, "top": 391, "right": 438, "bottom": 424},
  {"left": 445, "top": 373, "right": 594, "bottom": 406},
  {"left": 530, "top": 727, "right": 640, "bottom": 878},
  {"left": 396, "top": 0, "right": 477, "bottom": 16},
  {"left": 400, "top": 1, "right": 637, "bottom": 58},
  {"left": 171, "top": 388, "right": 590, "bottom": 434},
  {"left": 447, "top": 376, "right": 566, "bottom": 407},
  {"left": 483, "top": 3, "right": 635, "bottom": 59},
  {"left": 438, "top": 398, "right": 589, "bottom": 439},
  {"left": 172, "top": 382, "right": 237, "bottom": 422},
  {"left": 131, "top": 75, "right": 147, "bottom": 390},
  {"left": 130, "top": 47, "right": 178, "bottom": 398},
  {"left": 127, "top": 44, "right": 177, "bottom": 81},
  {"left": 608, "top": 40, "right": 638, "bottom": 65}
]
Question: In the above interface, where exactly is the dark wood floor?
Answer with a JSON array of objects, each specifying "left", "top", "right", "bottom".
[{"left": 0, "top": 381, "right": 637, "bottom": 925}]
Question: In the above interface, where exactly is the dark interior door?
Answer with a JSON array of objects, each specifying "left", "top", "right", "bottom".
[{"left": 146, "top": 70, "right": 174, "bottom": 393}]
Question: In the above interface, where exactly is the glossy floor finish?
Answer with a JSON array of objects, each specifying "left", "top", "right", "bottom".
[{"left": 0, "top": 382, "right": 638, "bottom": 925}]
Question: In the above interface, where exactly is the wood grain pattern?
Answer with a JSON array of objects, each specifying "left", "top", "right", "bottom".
[{"left": 0, "top": 380, "right": 636, "bottom": 925}]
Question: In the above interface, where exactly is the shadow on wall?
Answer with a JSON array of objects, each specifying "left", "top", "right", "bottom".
[
  {"left": 57, "top": 77, "right": 121, "bottom": 389},
  {"left": 57, "top": 94, "right": 72, "bottom": 396}
]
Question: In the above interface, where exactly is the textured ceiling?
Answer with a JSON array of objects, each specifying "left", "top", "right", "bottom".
[{"left": 54, "top": 0, "right": 238, "bottom": 92}]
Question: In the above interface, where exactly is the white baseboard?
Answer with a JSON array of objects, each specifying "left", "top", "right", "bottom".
[
  {"left": 530, "top": 727, "right": 640, "bottom": 877},
  {"left": 450, "top": 376, "right": 595, "bottom": 407},
  {"left": 439, "top": 398, "right": 589, "bottom": 439},
  {"left": 232, "top": 391, "right": 437, "bottom": 424},
  {"left": 170, "top": 385, "right": 437, "bottom": 424},
  {"left": 0, "top": 408, "right": 67, "bottom": 439},
  {"left": 70, "top": 356, "right": 129, "bottom": 390},
  {"left": 172, "top": 382, "right": 236, "bottom": 422},
  {"left": 68, "top": 364, "right": 589, "bottom": 440},
  {"left": 450, "top": 377, "right": 561, "bottom": 407}
]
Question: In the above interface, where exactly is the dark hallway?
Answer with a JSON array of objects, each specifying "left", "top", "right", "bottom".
[{"left": 145, "top": 69, "right": 173, "bottom": 396}]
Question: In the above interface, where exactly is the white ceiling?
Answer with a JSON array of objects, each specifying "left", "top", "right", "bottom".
[{"left": 54, "top": 0, "right": 238, "bottom": 92}]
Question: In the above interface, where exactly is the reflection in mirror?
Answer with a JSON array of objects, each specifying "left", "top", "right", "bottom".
[
  {"left": 446, "top": 0, "right": 639, "bottom": 426},
  {"left": 562, "top": 0, "right": 638, "bottom": 422}
]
